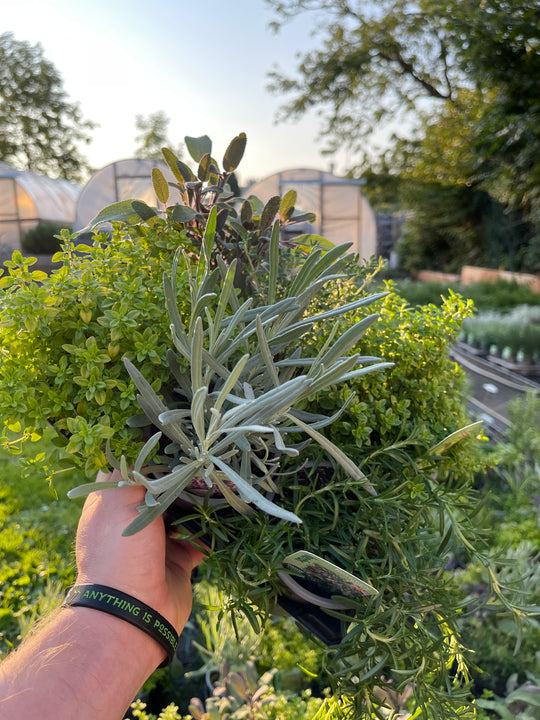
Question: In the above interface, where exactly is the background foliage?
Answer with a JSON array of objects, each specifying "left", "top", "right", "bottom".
[
  {"left": 266, "top": 0, "right": 540, "bottom": 272},
  {"left": 0, "top": 32, "right": 94, "bottom": 182}
]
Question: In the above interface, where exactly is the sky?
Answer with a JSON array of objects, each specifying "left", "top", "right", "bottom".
[{"left": 3, "top": 0, "right": 367, "bottom": 185}]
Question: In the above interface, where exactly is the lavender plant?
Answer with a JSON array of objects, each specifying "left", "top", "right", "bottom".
[{"left": 69, "top": 207, "right": 391, "bottom": 533}]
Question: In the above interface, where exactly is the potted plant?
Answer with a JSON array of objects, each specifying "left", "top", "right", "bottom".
[{"left": 0, "top": 134, "right": 505, "bottom": 716}]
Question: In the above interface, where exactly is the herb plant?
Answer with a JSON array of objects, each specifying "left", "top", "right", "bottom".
[
  {"left": 68, "top": 209, "right": 390, "bottom": 532},
  {"left": 0, "top": 134, "right": 518, "bottom": 717}
]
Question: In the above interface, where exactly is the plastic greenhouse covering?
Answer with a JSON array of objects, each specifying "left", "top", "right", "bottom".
[
  {"left": 245, "top": 169, "right": 377, "bottom": 260},
  {"left": 74, "top": 162, "right": 377, "bottom": 260},
  {"left": 74, "top": 158, "right": 181, "bottom": 232},
  {"left": 0, "top": 162, "right": 80, "bottom": 254}
]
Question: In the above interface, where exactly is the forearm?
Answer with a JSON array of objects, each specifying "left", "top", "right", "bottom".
[{"left": 0, "top": 605, "right": 164, "bottom": 720}]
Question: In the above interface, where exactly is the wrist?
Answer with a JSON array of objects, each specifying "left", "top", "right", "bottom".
[
  {"left": 64, "top": 584, "right": 178, "bottom": 666},
  {"left": 61, "top": 604, "right": 167, "bottom": 670},
  {"left": 75, "top": 572, "right": 176, "bottom": 629}
]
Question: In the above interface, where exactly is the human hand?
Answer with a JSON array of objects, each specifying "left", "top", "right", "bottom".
[{"left": 75, "top": 469, "right": 206, "bottom": 634}]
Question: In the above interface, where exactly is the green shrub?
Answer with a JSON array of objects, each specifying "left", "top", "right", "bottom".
[
  {"left": 456, "top": 542, "right": 540, "bottom": 698},
  {"left": 0, "top": 230, "right": 191, "bottom": 477},
  {"left": 0, "top": 134, "right": 319, "bottom": 480},
  {"left": 457, "top": 392, "right": 540, "bottom": 698},
  {"left": 392, "top": 279, "right": 540, "bottom": 311},
  {"left": 21, "top": 220, "right": 71, "bottom": 255},
  {"left": 460, "top": 306, "right": 540, "bottom": 359}
]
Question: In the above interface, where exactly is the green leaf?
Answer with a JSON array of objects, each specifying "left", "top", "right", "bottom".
[
  {"left": 81, "top": 200, "right": 143, "bottom": 231},
  {"left": 192, "top": 385, "right": 209, "bottom": 444},
  {"left": 171, "top": 204, "right": 198, "bottom": 223},
  {"left": 286, "top": 395, "right": 355, "bottom": 431},
  {"left": 131, "top": 200, "right": 157, "bottom": 221},
  {"left": 228, "top": 219, "right": 249, "bottom": 240},
  {"left": 185, "top": 134, "right": 212, "bottom": 163},
  {"left": 287, "top": 241, "right": 351, "bottom": 298},
  {"left": 212, "top": 298, "right": 254, "bottom": 360},
  {"left": 213, "top": 353, "right": 249, "bottom": 412},
  {"left": 315, "top": 314, "right": 380, "bottom": 369},
  {"left": 134, "top": 431, "right": 162, "bottom": 473},
  {"left": 336, "top": 361, "right": 394, "bottom": 385},
  {"left": 212, "top": 473, "right": 254, "bottom": 515},
  {"left": 203, "top": 206, "right": 217, "bottom": 263},
  {"left": 123, "top": 357, "right": 167, "bottom": 425},
  {"left": 222, "top": 132, "right": 247, "bottom": 172},
  {"left": 256, "top": 314, "right": 280, "bottom": 388},
  {"left": 163, "top": 273, "right": 189, "bottom": 348},
  {"left": 212, "top": 259, "right": 237, "bottom": 346},
  {"left": 208, "top": 454, "right": 302, "bottom": 524},
  {"left": 156, "top": 408, "right": 195, "bottom": 454},
  {"left": 217, "top": 376, "right": 309, "bottom": 434},
  {"left": 286, "top": 412, "right": 376, "bottom": 495},
  {"left": 268, "top": 221, "right": 280, "bottom": 306},
  {"left": 429, "top": 421, "right": 484, "bottom": 456},
  {"left": 191, "top": 316, "right": 204, "bottom": 393},
  {"left": 122, "top": 482, "right": 188, "bottom": 536},
  {"left": 279, "top": 189, "right": 297, "bottom": 221},
  {"left": 197, "top": 153, "right": 214, "bottom": 182},
  {"left": 259, "top": 195, "right": 281, "bottom": 232},
  {"left": 290, "top": 210, "right": 316, "bottom": 224},
  {"left": 287, "top": 292, "right": 388, "bottom": 333},
  {"left": 240, "top": 199, "right": 252, "bottom": 225},
  {"left": 151, "top": 167, "right": 169, "bottom": 204},
  {"left": 288, "top": 247, "right": 323, "bottom": 297},
  {"left": 67, "top": 481, "right": 120, "bottom": 498},
  {"left": 162, "top": 147, "right": 190, "bottom": 183},
  {"left": 293, "top": 233, "right": 335, "bottom": 251},
  {"left": 176, "top": 160, "right": 196, "bottom": 182}
]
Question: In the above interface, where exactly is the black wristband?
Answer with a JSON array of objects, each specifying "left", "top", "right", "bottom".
[{"left": 63, "top": 584, "right": 178, "bottom": 667}]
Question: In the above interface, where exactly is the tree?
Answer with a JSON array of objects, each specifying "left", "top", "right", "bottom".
[
  {"left": 381, "top": 90, "right": 537, "bottom": 272},
  {"left": 0, "top": 32, "right": 94, "bottom": 183},
  {"left": 267, "top": 1, "right": 538, "bottom": 160},
  {"left": 266, "top": 1, "right": 539, "bottom": 269},
  {"left": 134, "top": 111, "right": 183, "bottom": 160},
  {"left": 266, "top": 0, "right": 466, "bottom": 156}
]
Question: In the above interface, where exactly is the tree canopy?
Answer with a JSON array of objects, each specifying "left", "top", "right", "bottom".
[
  {"left": 266, "top": 0, "right": 539, "bottom": 270},
  {"left": 0, "top": 32, "right": 94, "bottom": 183},
  {"left": 133, "top": 111, "right": 183, "bottom": 160},
  {"left": 266, "top": 1, "right": 538, "bottom": 157}
]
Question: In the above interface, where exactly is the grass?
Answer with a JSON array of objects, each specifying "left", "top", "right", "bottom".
[{"left": 0, "top": 442, "right": 83, "bottom": 657}]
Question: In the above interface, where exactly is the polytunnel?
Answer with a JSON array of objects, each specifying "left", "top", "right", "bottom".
[
  {"left": 244, "top": 169, "right": 377, "bottom": 260},
  {"left": 0, "top": 162, "right": 80, "bottom": 255},
  {"left": 74, "top": 158, "right": 181, "bottom": 231}
]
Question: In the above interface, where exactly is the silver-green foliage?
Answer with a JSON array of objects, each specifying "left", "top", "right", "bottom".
[{"left": 69, "top": 209, "right": 391, "bottom": 533}]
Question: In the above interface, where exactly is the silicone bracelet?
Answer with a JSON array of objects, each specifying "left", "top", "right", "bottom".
[{"left": 63, "top": 584, "right": 178, "bottom": 667}]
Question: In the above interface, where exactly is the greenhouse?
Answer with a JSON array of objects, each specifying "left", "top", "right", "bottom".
[
  {"left": 74, "top": 158, "right": 181, "bottom": 231},
  {"left": 245, "top": 168, "right": 377, "bottom": 260},
  {"left": 0, "top": 162, "right": 80, "bottom": 258}
]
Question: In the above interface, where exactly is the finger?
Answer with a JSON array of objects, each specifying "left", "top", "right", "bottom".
[
  {"left": 96, "top": 468, "right": 120, "bottom": 483},
  {"left": 166, "top": 537, "right": 207, "bottom": 572}
]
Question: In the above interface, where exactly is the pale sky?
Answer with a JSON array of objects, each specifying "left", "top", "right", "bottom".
[{"left": 3, "top": 0, "right": 368, "bottom": 185}]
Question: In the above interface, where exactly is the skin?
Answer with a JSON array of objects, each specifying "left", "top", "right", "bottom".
[{"left": 0, "top": 469, "right": 205, "bottom": 720}]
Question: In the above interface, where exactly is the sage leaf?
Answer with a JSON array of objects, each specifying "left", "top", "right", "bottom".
[
  {"left": 185, "top": 135, "right": 212, "bottom": 163},
  {"left": 151, "top": 167, "right": 169, "bottom": 204},
  {"left": 222, "top": 132, "right": 247, "bottom": 172}
]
